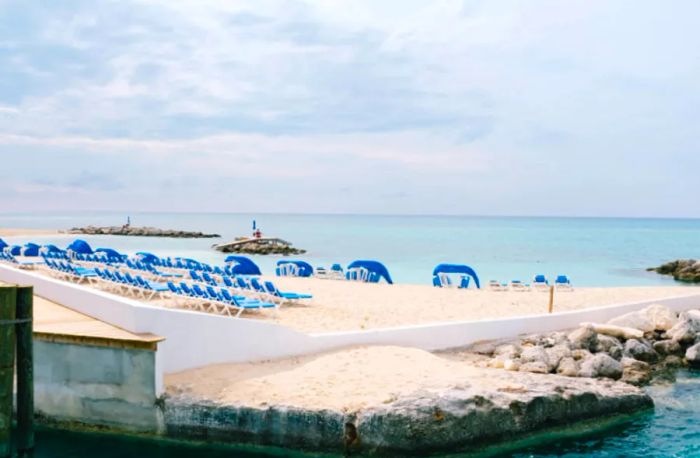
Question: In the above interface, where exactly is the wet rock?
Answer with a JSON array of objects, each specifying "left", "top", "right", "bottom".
[
  {"left": 685, "top": 342, "right": 700, "bottom": 367},
  {"left": 652, "top": 339, "right": 682, "bottom": 356},
  {"left": 648, "top": 259, "right": 700, "bottom": 283},
  {"left": 568, "top": 325, "right": 598, "bottom": 351},
  {"left": 578, "top": 353, "right": 623, "bottom": 380},
  {"left": 623, "top": 339, "right": 658, "bottom": 363},
  {"left": 556, "top": 357, "right": 579, "bottom": 377},
  {"left": 662, "top": 355, "right": 684, "bottom": 368},
  {"left": 620, "top": 357, "right": 652, "bottom": 386}
]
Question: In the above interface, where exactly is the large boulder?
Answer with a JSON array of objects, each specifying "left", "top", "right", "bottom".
[
  {"left": 607, "top": 304, "right": 677, "bottom": 332},
  {"left": 667, "top": 310, "right": 700, "bottom": 344},
  {"left": 685, "top": 342, "right": 700, "bottom": 367},
  {"left": 642, "top": 304, "right": 678, "bottom": 331},
  {"left": 556, "top": 357, "right": 579, "bottom": 377},
  {"left": 608, "top": 311, "right": 654, "bottom": 332},
  {"left": 568, "top": 325, "right": 598, "bottom": 351},
  {"left": 578, "top": 353, "right": 623, "bottom": 380},
  {"left": 545, "top": 344, "right": 572, "bottom": 372},
  {"left": 620, "top": 357, "right": 652, "bottom": 386},
  {"left": 653, "top": 339, "right": 682, "bottom": 356},
  {"left": 624, "top": 339, "right": 658, "bottom": 363},
  {"left": 519, "top": 346, "right": 548, "bottom": 364},
  {"left": 595, "top": 335, "right": 623, "bottom": 360},
  {"left": 583, "top": 323, "right": 643, "bottom": 340}
]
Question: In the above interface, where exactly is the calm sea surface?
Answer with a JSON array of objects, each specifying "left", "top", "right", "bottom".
[
  {"left": 2, "top": 212, "right": 700, "bottom": 287},
  {"left": 16, "top": 370, "right": 700, "bottom": 457}
]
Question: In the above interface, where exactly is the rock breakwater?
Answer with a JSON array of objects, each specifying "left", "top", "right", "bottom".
[
  {"left": 67, "top": 225, "right": 220, "bottom": 238},
  {"left": 648, "top": 259, "right": 700, "bottom": 283},
  {"left": 469, "top": 303, "right": 700, "bottom": 386}
]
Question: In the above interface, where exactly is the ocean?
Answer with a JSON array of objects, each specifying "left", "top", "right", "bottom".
[{"left": 2, "top": 212, "right": 700, "bottom": 287}]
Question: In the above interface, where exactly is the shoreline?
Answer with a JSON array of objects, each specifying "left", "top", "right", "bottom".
[{"left": 0, "top": 228, "right": 61, "bottom": 237}]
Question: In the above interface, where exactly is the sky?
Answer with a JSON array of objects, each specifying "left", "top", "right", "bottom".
[{"left": 1, "top": 0, "right": 699, "bottom": 217}]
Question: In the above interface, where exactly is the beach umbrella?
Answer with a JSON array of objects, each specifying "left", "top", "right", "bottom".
[{"left": 0, "top": 238, "right": 7, "bottom": 250}]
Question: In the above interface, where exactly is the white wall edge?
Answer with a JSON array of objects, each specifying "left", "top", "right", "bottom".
[{"left": 2, "top": 264, "right": 699, "bottom": 374}]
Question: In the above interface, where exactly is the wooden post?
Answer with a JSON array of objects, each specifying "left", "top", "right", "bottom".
[
  {"left": 15, "top": 286, "right": 34, "bottom": 451},
  {"left": 548, "top": 285, "right": 555, "bottom": 314},
  {"left": 0, "top": 286, "right": 17, "bottom": 458}
]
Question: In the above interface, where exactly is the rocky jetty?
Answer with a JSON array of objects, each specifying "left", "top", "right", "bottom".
[
  {"left": 471, "top": 303, "right": 700, "bottom": 386},
  {"left": 213, "top": 237, "right": 306, "bottom": 255},
  {"left": 164, "top": 370, "right": 649, "bottom": 455},
  {"left": 67, "top": 225, "right": 220, "bottom": 238},
  {"left": 648, "top": 259, "right": 700, "bottom": 283}
]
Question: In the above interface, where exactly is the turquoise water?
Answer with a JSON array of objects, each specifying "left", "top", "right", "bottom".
[
  {"left": 2, "top": 212, "right": 700, "bottom": 286},
  {"left": 15, "top": 370, "right": 700, "bottom": 457}
]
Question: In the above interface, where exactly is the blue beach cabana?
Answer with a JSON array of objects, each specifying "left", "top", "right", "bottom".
[
  {"left": 21, "top": 243, "right": 41, "bottom": 257},
  {"left": 67, "top": 239, "right": 94, "bottom": 255},
  {"left": 432, "top": 264, "right": 480, "bottom": 289},
  {"left": 135, "top": 252, "right": 160, "bottom": 264},
  {"left": 346, "top": 260, "right": 393, "bottom": 284},
  {"left": 0, "top": 239, "right": 7, "bottom": 251},
  {"left": 225, "top": 255, "right": 262, "bottom": 275},
  {"left": 42, "top": 244, "right": 63, "bottom": 253},
  {"left": 96, "top": 248, "right": 126, "bottom": 261},
  {"left": 276, "top": 260, "right": 313, "bottom": 277},
  {"left": 9, "top": 245, "right": 21, "bottom": 256}
]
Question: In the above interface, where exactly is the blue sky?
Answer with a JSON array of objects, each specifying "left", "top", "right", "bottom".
[{"left": 1, "top": 0, "right": 699, "bottom": 216}]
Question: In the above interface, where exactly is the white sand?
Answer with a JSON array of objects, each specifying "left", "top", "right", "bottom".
[
  {"left": 166, "top": 346, "right": 508, "bottom": 412},
  {"left": 0, "top": 228, "right": 59, "bottom": 237},
  {"left": 255, "top": 277, "right": 698, "bottom": 333}
]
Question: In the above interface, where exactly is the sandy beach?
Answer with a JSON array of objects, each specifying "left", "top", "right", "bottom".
[
  {"left": 167, "top": 345, "right": 498, "bottom": 411},
  {"left": 249, "top": 277, "right": 699, "bottom": 333},
  {"left": 0, "top": 228, "right": 59, "bottom": 237}
]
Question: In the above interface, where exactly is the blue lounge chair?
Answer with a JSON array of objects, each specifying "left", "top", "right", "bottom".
[
  {"left": 555, "top": 275, "right": 573, "bottom": 291},
  {"left": 264, "top": 281, "right": 312, "bottom": 301},
  {"left": 533, "top": 275, "right": 549, "bottom": 291}
]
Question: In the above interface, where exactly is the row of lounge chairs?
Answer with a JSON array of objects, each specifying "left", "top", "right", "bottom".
[
  {"left": 0, "top": 252, "right": 41, "bottom": 269},
  {"left": 166, "top": 282, "right": 276, "bottom": 317},
  {"left": 489, "top": 275, "right": 574, "bottom": 292}
]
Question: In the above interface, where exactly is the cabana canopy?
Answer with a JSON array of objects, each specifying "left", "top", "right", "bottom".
[
  {"left": 225, "top": 255, "right": 262, "bottom": 275},
  {"left": 9, "top": 245, "right": 21, "bottom": 256},
  {"left": 67, "top": 239, "right": 93, "bottom": 254},
  {"left": 276, "top": 260, "right": 313, "bottom": 277},
  {"left": 432, "top": 263, "right": 481, "bottom": 289},
  {"left": 135, "top": 252, "right": 160, "bottom": 264},
  {"left": 96, "top": 248, "right": 124, "bottom": 259},
  {"left": 21, "top": 242, "right": 40, "bottom": 257},
  {"left": 42, "top": 244, "right": 63, "bottom": 253},
  {"left": 0, "top": 238, "right": 7, "bottom": 250},
  {"left": 347, "top": 260, "right": 393, "bottom": 284}
]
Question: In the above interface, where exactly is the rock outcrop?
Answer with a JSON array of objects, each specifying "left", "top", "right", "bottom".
[
  {"left": 164, "top": 371, "right": 651, "bottom": 455},
  {"left": 67, "top": 225, "right": 220, "bottom": 238},
  {"left": 648, "top": 259, "right": 700, "bottom": 283},
  {"left": 475, "top": 303, "right": 700, "bottom": 387}
]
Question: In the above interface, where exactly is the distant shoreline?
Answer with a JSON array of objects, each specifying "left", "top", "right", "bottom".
[{"left": 0, "top": 228, "right": 61, "bottom": 237}]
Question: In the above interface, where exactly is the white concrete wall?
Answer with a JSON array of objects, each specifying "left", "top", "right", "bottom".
[
  {"left": 2, "top": 264, "right": 700, "bottom": 374},
  {"left": 34, "top": 339, "right": 163, "bottom": 432}
]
